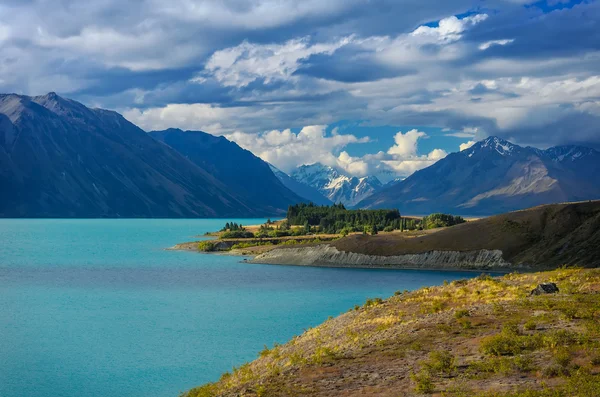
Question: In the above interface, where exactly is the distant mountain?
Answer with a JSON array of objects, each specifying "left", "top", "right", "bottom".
[
  {"left": 0, "top": 93, "right": 287, "bottom": 217},
  {"left": 358, "top": 136, "right": 600, "bottom": 215},
  {"left": 268, "top": 164, "right": 333, "bottom": 206},
  {"left": 150, "top": 129, "right": 304, "bottom": 214},
  {"left": 290, "top": 163, "right": 382, "bottom": 207}
]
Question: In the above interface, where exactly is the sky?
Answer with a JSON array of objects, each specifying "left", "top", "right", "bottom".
[{"left": 0, "top": 0, "right": 598, "bottom": 181}]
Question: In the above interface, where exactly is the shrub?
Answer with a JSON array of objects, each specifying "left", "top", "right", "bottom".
[
  {"left": 422, "top": 350, "right": 456, "bottom": 374},
  {"left": 455, "top": 309, "right": 470, "bottom": 319},
  {"left": 311, "top": 346, "right": 338, "bottom": 365},
  {"left": 524, "top": 320, "right": 537, "bottom": 331},
  {"left": 198, "top": 241, "right": 217, "bottom": 252},
  {"left": 480, "top": 333, "right": 537, "bottom": 356},
  {"left": 220, "top": 230, "right": 255, "bottom": 239},
  {"left": 411, "top": 370, "right": 435, "bottom": 394},
  {"left": 364, "top": 297, "right": 384, "bottom": 308}
]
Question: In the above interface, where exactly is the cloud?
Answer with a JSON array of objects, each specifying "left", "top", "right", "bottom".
[
  {"left": 460, "top": 140, "right": 476, "bottom": 151},
  {"left": 411, "top": 14, "right": 488, "bottom": 43},
  {"left": 388, "top": 129, "right": 427, "bottom": 157},
  {"left": 224, "top": 125, "right": 370, "bottom": 173},
  {"left": 1, "top": 0, "right": 599, "bottom": 166},
  {"left": 380, "top": 130, "right": 448, "bottom": 177},
  {"left": 479, "top": 39, "right": 514, "bottom": 50},
  {"left": 200, "top": 36, "right": 352, "bottom": 87}
]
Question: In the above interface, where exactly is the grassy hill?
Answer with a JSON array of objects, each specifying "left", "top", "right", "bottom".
[
  {"left": 184, "top": 268, "right": 600, "bottom": 396},
  {"left": 331, "top": 201, "right": 600, "bottom": 268}
]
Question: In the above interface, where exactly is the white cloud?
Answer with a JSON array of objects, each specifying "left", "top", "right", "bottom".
[
  {"left": 387, "top": 129, "right": 427, "bottom": 157},
  {"left": 479, "top": 39, "right": 514, "bottom": 50},
  {"left": 460, "top": 140, "right": 476, "bottom": 151},
  {"left": 411, "top": 14, "right": 488, "bottom": 43},
  {"left": 224, "top": 125, "right": 370, "bottom": 173},
  {"left": 200, "top": 36, "right": 352, "bottom": 87},
  {"left": 377, "top": 130, "right": 448, "bottom": 177}
]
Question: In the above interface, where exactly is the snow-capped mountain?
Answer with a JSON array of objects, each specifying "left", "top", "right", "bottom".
[
  {"left": 358, "top": 136, "right": 600, "bottom": 215},
  {"left": 290, "top": 164, "right": 383, "bottom": 207},
  {"left": 268, "top": 164, "right": 333, "bottom": 206}
]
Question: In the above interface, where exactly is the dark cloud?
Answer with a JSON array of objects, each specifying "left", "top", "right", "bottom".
[{"left": 294, "top": 47, "right": 415, "bottom": 83}]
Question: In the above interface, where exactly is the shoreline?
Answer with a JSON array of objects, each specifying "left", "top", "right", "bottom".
[{"left": 170, "top": 242, "right": 522, "bottom": 273}]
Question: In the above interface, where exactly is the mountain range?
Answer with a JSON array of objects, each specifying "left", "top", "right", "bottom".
[
  {"left": 0, "top": 93, "right": 305, "bottom": 217},
  {"left": 2, "top": 92, "right": 599, "bottom": 218},
  {"left": 290, "top": 163, "right": 383, "bottom": 207},
  {"left": 358, "top": 136, "right": 600, "bottom": 215}
]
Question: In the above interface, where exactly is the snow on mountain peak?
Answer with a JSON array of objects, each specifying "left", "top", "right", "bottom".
[
  {"left": 291, "top": 163, "right": 382, "bottom": 207},
  {"left": 479, "top": 136, "right": 516, "bottom": 156}
]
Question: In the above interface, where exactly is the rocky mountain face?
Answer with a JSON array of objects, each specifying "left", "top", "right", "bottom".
[
  {"left": 150, "top": 129, "right": 304, "bottom": 214},
  {"left": 290, "top": 163, "right": 382, "bottom": 207},
  {"left": 0, "top": 93, "right": 295, "bottom": 217},
  {"left": 358, "top": 136, "right": 600, "bottom": 215},
  {"left": 268, "top": 164, "right": 332, "bottom": 206}
]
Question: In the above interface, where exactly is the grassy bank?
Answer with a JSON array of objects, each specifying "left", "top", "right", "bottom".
[{"left": 183, "top": 267, "right": 600, "bottom": 396}]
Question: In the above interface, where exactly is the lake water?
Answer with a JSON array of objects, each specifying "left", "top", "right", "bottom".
[{"left": 1, "top": 219, "right": 477, "bottom": 397}]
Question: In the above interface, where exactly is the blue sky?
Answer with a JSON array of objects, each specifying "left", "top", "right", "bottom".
[{"left": 0, "top": 0, "right": 598, "bottom": 180}]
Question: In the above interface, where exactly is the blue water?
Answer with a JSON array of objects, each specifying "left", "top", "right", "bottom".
[{"left": 1, "top": 219, "right": 476, "bottom": 397}]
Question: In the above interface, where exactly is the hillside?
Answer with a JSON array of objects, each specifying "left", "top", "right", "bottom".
[
  {"left": 253, "top": 201, "right": 600, "bottom": 269},
  {"left": 358, "top": 137, "right": 600, "bottom": 215},
  {"left": 184, "top": 267, "right": 600, "bottom": 396},
  {"left": 150, "top": 129, "right": 304, "bottom": 214},
  {"left": 0, "top": 93, "right": 288, "bottom": 217}
]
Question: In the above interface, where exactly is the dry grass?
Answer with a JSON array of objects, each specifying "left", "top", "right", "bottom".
[
  {"left": 332, "top": 201, "right": 600, "bottom": 268},
  {"left": 182, "top": 268, "right": 600, "bottom": 397}
]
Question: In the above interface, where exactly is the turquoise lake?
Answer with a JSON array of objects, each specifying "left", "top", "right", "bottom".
[{"left": 0, "top": 219, "right": 477, "bottom": 397}]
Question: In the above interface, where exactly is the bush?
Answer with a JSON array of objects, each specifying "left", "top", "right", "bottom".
[
  {"left": 421, "top": 350, "right": 455, "bottom": 374},
  {"left": 364, "top": 297, "right": 384, "bottom": 308},
  {"left": 198, "top": 241, "right": 217, "bottom": 252},
  {"left": 455, "top": 309, "right": 470, "bottom": 319},
  {"left": 524, "top": 320, "right": 537, "bottom": 331},
  {"left": 220, "top": 230, "right": 254, "bottom": 239},
  {"left": 411, "top": 370, "right": 434, "bottom": 394}
]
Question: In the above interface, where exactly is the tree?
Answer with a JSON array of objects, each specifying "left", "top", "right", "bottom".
[
  {"left": 371, "top": 224, "right": 378, "bottom": 235},
  {"left": 304, "top": 221, "right": 311, "bottom": 234}
]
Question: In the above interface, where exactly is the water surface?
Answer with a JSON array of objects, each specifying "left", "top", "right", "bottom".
[{"left": 1, "top": 219, "right": 477, "bottom": 397}]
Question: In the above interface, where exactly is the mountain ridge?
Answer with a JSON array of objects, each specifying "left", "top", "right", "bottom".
[
  {"left": 291, "top": 163, "right": 382, "bottom": 207},
  {"left": 357, "top": 136, "right": 600, "bottom": 215},
  {"left": 0, "top": 93, "right": 298, "bottom": 217},
  {"left": 150, "top": 128, "right": 304, "bottom": 214}
]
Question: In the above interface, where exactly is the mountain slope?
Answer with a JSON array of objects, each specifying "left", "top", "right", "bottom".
[
  {"left": 291, "top": 163, "right": 382, "bottom": 206},
  {"left": 150, "top": 129, "right": 304, "bottom": 214},
  {"left": 268, "top": 164, "right": 333, "bottom": 206},
  {"left": 0, "top": 93, "right": 269, "bottom": 217},
  {"left": 358, "top": 136, "right": 600, "bottom": 215}
]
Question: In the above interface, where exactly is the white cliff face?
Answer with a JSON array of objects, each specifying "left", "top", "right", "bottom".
[
  {"left": 291, "top": 164, "right": 382, "bottom": 207},
  {"left": 251, "top": 244, "right": 514, "bottom": 270}
]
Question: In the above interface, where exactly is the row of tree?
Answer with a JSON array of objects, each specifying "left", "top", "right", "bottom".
[{"left": 286, "top": 203, "right": 403, "bottom": 234}]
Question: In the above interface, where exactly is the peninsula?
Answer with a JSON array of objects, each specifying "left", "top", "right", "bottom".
[{"left": 175, "top": 200, "right": 600, "bottom": 271}]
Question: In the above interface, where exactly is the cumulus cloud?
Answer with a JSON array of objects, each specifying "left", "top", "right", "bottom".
[
  {"left": 388, "top": 130, "right": 427, "bottom": 157},
  {"left": 224, "top": 125, "right": 370, "bottom": 173},
  {"left": 380, "top": 130, "right": 448, "bottom": 177},
  {"left": 460, "top": 141, "right": 476, "bottom": 151}
]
